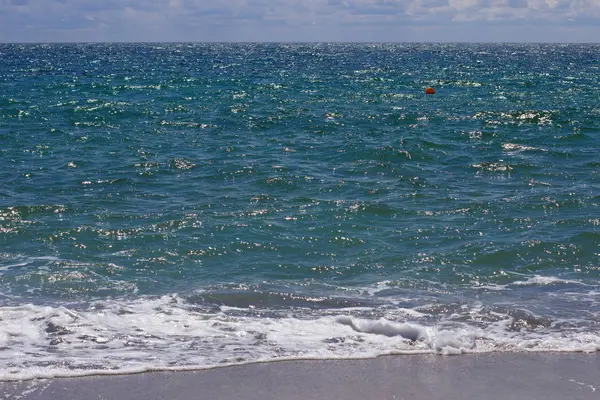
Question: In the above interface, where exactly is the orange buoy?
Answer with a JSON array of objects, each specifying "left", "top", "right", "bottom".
[{"left": 425, "top": 87, "right": 435, "bottom": 95}]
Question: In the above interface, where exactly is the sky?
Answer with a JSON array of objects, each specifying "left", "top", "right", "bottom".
[{"left": 1, "top": 0, "right": 599, "bottom": 43}]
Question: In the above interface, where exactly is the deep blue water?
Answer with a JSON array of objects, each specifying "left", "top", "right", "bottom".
[{"left": 0, "top": 43, "right": 599, "bottom": 380}]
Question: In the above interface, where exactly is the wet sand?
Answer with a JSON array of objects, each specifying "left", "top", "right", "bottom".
[{"left": 2, "top": 352, "right": 598, "bottom": 400}]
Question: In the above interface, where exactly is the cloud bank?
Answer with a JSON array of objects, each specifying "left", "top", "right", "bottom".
[{"left": 1, "top": 0, "right": 599, "bottom": 42}]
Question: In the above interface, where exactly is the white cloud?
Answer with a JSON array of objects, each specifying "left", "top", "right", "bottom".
[{"left": 449, "top": 0, "right": 481, "bottom": 11}]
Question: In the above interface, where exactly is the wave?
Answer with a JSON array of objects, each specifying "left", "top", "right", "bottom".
[{"left": 0, "top": 288, "right": 598, "bottom": 381}]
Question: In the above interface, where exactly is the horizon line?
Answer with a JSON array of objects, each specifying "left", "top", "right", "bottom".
[{"left": 2, "top": 40, "right": 600, "bottom": 45}]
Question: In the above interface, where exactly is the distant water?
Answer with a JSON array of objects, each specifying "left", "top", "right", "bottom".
[{"left": 1, "top": 43, "right": 599, "bottom": 380}]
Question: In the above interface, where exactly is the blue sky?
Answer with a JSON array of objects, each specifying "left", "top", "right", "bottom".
[{"left": 1, "top": 0, "right": 599, "bottom": 42}]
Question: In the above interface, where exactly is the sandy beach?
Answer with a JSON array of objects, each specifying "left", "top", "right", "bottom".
[{"left": 2, "top": 352, "right": 598, "bottom": 400}]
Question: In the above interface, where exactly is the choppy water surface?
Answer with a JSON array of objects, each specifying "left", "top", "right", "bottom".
[{"left": 0, "top": 43, "right": 599, "bottom": 380}]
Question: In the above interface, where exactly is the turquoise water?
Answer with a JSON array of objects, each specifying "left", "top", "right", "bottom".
[{"left": 1, "top": 43, "right": 599, "bottom": 380}]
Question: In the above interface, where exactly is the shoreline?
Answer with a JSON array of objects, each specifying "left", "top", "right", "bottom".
[{"left": 2, "top": 352, "right": 598, "bottom": 400}]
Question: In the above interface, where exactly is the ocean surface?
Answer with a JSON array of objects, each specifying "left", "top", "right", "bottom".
[{"left": 0, "top": 43, "right": 599, "bottom": 381}]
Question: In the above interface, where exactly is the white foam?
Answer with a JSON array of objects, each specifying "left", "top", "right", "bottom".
[
  {"left": 502, "top": 143, "right": 547, "bottom": 152},
  {"left": 0, "top": 294, "right": 598, "bottom": 381},
  {"left": 0, "top": 256, "right": 60, "bottom": 273},
  {"left": 509, "top": 275, "right": 586, "bottom": 287},
  {"left": 336, "top": 316, "right": 427, "bottom": 341}
]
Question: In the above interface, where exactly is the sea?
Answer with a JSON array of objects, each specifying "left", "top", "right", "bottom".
[{"left": 0, "top": 43, "right": 599, "bottom": 381}]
